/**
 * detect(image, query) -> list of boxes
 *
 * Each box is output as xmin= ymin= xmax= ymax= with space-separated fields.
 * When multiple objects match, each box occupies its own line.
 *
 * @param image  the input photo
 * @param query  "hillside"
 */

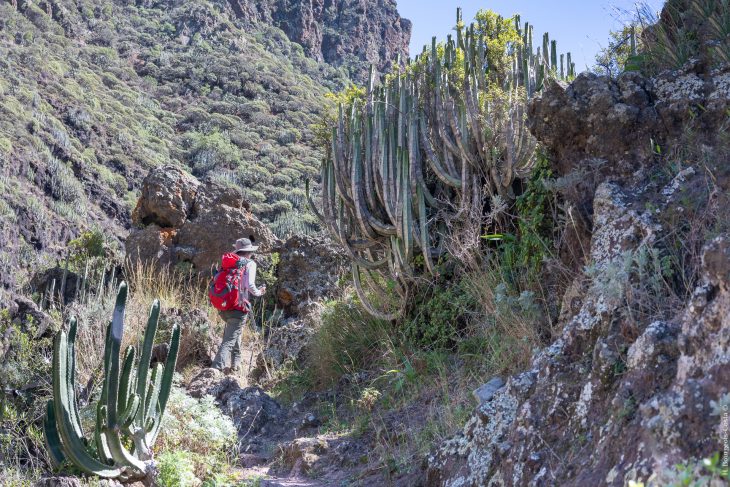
xmin=0 ymin=0 xmax=410 ymax=293
xmin=1 ymin=0 xmax=730 ymax=486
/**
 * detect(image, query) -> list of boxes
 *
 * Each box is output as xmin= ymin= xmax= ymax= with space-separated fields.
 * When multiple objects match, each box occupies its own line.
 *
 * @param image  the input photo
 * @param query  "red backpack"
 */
xmin=208 ymin=253 xmax=251 ymax=312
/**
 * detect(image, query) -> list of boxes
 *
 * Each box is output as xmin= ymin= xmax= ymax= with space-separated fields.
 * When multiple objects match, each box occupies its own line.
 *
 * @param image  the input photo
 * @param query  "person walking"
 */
xmin=209 ymin=237 xmax=266 ymax=373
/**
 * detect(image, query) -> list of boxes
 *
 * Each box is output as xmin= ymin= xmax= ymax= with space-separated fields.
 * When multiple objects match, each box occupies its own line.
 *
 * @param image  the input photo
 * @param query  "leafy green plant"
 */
xmin=157 ymin=450 xmax=200 ymax=487
xmin=403 ymin=278 xmax=477 ymax=350
xmin=0 ymin=311 xmax=52 ymax=478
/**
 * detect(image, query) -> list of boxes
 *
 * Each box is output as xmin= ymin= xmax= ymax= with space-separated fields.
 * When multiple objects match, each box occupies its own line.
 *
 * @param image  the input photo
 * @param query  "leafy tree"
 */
xmin=594 ymin=25 xmax=643 ymax=77
xmin=473 ymin=9 xmax=522 ymax=86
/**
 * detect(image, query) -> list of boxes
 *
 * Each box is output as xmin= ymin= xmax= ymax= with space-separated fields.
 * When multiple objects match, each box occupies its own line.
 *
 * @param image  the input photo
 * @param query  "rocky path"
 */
xmin=186 ymin=332 xmax=368 ymax=487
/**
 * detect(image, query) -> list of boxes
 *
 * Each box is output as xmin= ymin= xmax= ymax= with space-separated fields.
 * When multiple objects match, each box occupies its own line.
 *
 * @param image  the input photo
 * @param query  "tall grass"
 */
xmin=69 ymin=259 xmax=214 ymax=390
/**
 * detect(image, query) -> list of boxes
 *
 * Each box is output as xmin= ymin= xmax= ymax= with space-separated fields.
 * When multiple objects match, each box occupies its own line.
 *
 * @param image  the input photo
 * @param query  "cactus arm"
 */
xmin=94 ymin=403 xmax=114 ymax=465
xmin=120 ymin=393 xmax=141 ymax=429
xmin=304 ymin=177 xmax=325 ymax=223
xmin=400 ymin=150 xmax=413 ymax=261
xmin=419 ymin=115 xmax=462 ymax=188
xmin=106 ymin=283 xmax=126 ymax=431
xmin=43 ymin=400 xmax=66 ymax=469
xmin=65 ymin=319 xmax=84 ymax=441
xmin=52 ymin=331 xmax=122 ymax=477
xmin=408 ymin=111 xmax=439 ymax=209
xmin=417 ymin=185 xmax=435 ymax=274
xmin=351 ymin=264 xmax=404 ymax=320
xmin=118 ymin=346 xmax=136 ymax=417
xmin=143 ymin=364 xmax=163 ymax=430
xmin=146 ymin=323 xmax=180 ymax=446
xmin=351 ymin=112 xmax=397 ymax=237
xmin=103 ymin=283 xmax=146 ymax=474
xmin=135 ymin=299 xmax=159 ymax=426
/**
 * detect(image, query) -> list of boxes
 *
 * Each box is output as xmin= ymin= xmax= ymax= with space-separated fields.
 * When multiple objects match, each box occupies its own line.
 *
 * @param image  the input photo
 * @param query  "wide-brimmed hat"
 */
xmin=233 ymin=237 xmax=259 ymax=253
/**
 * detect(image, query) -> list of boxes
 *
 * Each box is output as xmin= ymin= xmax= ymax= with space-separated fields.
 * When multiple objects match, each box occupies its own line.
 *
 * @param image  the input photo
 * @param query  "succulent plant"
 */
xmin=43 ymin=282 xmax=180 ymax=481
xmin=308 ymin=9 xmax=572 ymax=318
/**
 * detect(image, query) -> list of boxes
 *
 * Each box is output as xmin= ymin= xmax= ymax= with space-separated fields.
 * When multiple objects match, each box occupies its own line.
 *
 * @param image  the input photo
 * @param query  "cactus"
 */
xmin=44 ymin=282 xmax=180 ymax=481
xmin=309 ymin=10 xmax=572 ymax=318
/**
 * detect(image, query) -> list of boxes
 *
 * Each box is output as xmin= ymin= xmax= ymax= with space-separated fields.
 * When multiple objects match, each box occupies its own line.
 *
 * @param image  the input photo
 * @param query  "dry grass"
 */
xmin=69 ymin=259 xmax=217 ymax=390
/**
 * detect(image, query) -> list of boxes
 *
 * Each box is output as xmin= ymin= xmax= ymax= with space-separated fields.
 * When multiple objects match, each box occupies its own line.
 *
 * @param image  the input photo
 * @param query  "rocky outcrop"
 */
xmin=527 ymin=62 xmax=730 ymax=207
xmin=427 ymin=180 xmax=728 ymax=486
xmin=275 ymin=234 xmax=346 ymax=317
xmin=4 ymin=295 xmax=53 ymax=337
xmin=226 ymin=0 xmax=411 ymax=83
xmin=427 ymin=55 xmax=730 ymax=487
xmin=126 ymin=166 xmax=279 ymax=275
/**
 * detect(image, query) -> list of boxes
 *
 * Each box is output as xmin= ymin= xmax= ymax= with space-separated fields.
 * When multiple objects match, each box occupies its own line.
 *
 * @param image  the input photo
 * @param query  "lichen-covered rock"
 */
xmin=249 ymin=316 xmax=316 ymax=382
xmin=276 ymin=437 xmax=330 ymax=476
xmin=126 ymin=166 xmax=279 ymax=275
xmin=32 ymin=476 xmax=82 ymax=487
xmin=7 ymin=295 xmax=53 ymax=337
xmin=427 ymin=175 xmax=729 ymax=485
xmin=527 ymin=63 xmax=730 ymax=209
xmin=125 ymin=224 xmax=176 ymax=268
xmin=187 ymin=368 xmax=284 ymax=449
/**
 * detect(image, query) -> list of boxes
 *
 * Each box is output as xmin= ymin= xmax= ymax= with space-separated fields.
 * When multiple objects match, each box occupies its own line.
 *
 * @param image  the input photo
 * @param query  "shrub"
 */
xmin=0 ymin=311 xmax=53 ymax=478
xmin=157 ymin=450 xmax=200 ymax=487
xmin=158 ymin=385 xmax=237 ymax=455
xmin=403 ymin=278 xmax=478 ymax=351
xmin=156 ymin=384 xmax=237 ymax=483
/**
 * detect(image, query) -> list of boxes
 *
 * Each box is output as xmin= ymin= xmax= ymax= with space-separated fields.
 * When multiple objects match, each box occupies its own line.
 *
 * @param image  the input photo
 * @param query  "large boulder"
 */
xmin=275 ymin=234 xmax=346 ymax=317
xmin=126 ymin=166 xmax=278 ymax=275
xmin=132 ymin=166 xmax=199 ymax=228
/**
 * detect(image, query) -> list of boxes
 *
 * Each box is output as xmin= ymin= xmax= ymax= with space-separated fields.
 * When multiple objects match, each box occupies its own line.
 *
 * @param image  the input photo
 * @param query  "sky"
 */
xmin=396 ymin=0 xmax=666 ymax=73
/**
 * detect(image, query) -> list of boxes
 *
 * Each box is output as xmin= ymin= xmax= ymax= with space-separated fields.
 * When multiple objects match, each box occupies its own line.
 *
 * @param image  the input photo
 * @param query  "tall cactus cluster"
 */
xmin=310 ymin=9 xmax=573 ymax=319
xmin=43 ymin=282 xmax=180 ymax=480
xmin=512 ymin=14 xmax=576 ymax=96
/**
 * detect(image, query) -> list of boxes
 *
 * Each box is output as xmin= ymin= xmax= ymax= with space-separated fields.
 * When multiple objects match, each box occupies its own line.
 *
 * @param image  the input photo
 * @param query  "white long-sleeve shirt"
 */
xmin=239 ymin=259 xmax=264 ymax=298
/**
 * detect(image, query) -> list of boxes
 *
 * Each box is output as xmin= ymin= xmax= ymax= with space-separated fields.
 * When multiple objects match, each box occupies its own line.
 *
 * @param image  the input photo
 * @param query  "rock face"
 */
xmin=227 ymin=0 xmax=411 ymax=83
xmin=527 ymin=62 xmax=730 ymax=206
xmin=126 ymin=166 xmax=279 ymax=275
xmin=426 ymin=55 xmax=730 ymax=487
xmin=427 ymin=180 xmax=729 ymax=486
xmin=275 ymin=234 xmax=346 ymax=317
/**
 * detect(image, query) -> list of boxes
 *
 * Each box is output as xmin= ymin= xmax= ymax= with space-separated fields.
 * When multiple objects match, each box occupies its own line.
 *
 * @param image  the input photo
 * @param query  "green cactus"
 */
xmin=43 ymin=282 xmax=180 ymax=481
xmin=308 ymin=10 xmax=573 ymax=318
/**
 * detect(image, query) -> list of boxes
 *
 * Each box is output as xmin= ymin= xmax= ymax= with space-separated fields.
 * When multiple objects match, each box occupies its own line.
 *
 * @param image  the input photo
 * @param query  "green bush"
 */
xmin=0 ymin=310 xmax=52 ymax=477
xmin=157 ymin=450 xmax=200 ymax=487
xmin=403 ymin=278 xmax=478 ymax=351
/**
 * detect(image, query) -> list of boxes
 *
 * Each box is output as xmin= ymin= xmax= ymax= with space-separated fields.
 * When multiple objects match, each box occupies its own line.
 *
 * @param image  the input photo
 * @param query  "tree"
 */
xmin=594 ymin=25 xmax=642 ymax=77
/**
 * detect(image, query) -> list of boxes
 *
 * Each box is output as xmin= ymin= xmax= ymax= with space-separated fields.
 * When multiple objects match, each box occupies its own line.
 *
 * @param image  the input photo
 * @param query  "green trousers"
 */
xmin=212 ymin=310 xmax=249 ymax=370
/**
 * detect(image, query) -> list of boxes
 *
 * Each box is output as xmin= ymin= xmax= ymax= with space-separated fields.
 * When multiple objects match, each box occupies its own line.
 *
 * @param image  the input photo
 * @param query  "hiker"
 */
xmin=209 ymin=237 xmax=266 ymax=373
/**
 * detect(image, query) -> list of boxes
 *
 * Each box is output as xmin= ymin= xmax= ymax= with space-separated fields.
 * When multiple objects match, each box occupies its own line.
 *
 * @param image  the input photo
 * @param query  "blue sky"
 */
xmin=396 ymin=0 xmax=666 ymax=72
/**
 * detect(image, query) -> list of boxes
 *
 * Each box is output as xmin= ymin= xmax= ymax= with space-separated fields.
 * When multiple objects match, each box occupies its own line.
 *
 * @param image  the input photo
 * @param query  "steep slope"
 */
xmin=0 ymin=0 xmax=408 ymax=294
